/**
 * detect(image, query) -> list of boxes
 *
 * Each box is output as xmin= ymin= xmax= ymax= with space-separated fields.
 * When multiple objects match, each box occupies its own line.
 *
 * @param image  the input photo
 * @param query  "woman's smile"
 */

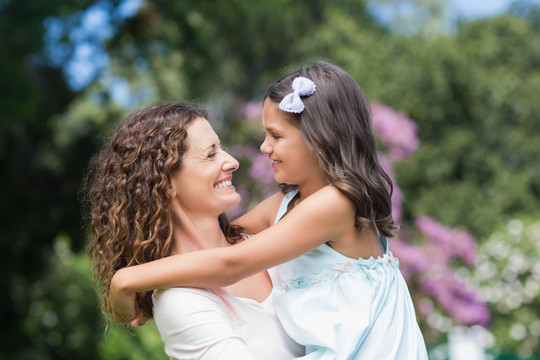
xmin=214 ymin=176 xmax=234 ymax=189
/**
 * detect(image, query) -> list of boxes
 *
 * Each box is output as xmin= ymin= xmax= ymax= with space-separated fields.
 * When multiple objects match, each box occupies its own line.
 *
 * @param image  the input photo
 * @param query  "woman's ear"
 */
xmin=169 ymin=184 xmax=177 ymax=198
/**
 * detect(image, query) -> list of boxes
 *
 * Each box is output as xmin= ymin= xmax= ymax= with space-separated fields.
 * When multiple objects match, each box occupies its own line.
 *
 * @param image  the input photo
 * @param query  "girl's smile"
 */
xmin=271 ymin=160 xmax=282 ymax=169
xmin=260 ymin=100 xmax=325 ymax=193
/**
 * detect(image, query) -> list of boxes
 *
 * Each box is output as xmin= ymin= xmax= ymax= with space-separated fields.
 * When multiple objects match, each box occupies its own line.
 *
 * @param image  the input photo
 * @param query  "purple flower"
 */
xmin=424 ymin=273 xmax=490 ymax=326
xmin=415 ymin=216 xmax=477 ymax=266
xmin=250 ymin=152 xmax=277 ymax=198
xmin=240 ymin=101 xmax=263 ymax=121
xmin=392 ymin=216 xmax=489 ymax=327
xmin=370 ymin=103 xmax=489 ymax=328
xmin=231 ymin=144 xmax=259 ymax=159
xmin=249 ymin=152 xmax=275 ymax=184
xmin=371 ymin=102 xmax=419 ymax=161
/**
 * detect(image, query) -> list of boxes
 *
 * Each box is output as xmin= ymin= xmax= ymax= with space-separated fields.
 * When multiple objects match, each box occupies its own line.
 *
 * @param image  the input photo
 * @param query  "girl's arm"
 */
xmin=232 ymin=191 xmax=284 ymax=234
xmin=111 ymin=185 xmax=352 ymax=320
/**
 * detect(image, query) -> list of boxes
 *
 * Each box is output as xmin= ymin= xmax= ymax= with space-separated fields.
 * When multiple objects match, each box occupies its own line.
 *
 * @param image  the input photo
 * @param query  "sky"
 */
xmin=451 ymin=0 xmax=532 ymax=18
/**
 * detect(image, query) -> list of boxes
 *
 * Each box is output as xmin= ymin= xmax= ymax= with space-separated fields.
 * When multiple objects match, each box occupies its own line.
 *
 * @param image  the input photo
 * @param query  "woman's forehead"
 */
xmin=186 ymin=118 xmax=220 ymax=151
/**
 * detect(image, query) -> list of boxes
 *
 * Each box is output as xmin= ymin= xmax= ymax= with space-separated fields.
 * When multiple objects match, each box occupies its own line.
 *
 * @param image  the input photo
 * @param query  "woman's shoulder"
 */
xmin=153 ymin=287 xmax=224 ymax=313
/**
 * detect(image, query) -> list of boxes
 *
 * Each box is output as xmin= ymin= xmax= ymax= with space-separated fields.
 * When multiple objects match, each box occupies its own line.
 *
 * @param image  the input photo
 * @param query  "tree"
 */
xmin=0 ymin=1 xmax=127 ymax=358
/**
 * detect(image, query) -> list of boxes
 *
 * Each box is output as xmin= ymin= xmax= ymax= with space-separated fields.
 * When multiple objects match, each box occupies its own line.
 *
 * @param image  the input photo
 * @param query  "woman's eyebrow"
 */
xmin=202 ymin=143 xmax=217 ymax=151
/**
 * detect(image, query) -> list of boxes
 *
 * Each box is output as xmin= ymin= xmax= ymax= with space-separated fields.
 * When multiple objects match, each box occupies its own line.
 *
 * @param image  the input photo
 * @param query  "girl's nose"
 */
xmin=260 ymin=137 xmax=271 ymax=154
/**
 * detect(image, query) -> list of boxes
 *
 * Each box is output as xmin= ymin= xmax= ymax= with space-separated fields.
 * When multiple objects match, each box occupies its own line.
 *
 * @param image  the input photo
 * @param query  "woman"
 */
xmin=87 ymin=102 xmax=304 ymax=359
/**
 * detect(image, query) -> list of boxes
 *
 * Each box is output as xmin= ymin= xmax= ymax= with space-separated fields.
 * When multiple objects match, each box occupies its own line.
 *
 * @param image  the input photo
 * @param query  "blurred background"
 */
xmin=1 ymin=0 xmax=539 ymax=359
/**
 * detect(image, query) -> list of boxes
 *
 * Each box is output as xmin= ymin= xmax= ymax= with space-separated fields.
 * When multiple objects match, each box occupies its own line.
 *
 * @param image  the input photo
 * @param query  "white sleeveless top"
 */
xmin=153 ymin=287 xmax=304 ymax=359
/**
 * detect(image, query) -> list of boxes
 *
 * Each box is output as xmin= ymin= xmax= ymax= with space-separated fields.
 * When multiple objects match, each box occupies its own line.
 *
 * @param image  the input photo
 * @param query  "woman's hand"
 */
xmin=109 ymin=268 xmax=140 ymax=325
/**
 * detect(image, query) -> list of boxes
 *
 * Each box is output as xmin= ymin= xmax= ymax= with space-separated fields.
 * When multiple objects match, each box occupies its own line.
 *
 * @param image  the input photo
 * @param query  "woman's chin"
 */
xmin=218 ymin=192 xmax=241 ymax=213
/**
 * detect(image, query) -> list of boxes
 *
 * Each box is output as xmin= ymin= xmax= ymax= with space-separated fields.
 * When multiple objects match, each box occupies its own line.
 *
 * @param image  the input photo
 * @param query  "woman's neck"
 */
xmin=172 ymin=216 xmax=229 ymax=255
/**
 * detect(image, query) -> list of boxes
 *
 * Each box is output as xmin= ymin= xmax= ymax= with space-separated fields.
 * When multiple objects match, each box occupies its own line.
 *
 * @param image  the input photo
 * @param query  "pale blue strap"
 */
xmin=273 ymin=189 xmax=300 ymax=224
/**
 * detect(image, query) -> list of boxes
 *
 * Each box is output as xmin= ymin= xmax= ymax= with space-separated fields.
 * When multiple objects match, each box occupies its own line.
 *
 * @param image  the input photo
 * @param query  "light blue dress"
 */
xmin=269 ymin=189 xmax=428 ymax=360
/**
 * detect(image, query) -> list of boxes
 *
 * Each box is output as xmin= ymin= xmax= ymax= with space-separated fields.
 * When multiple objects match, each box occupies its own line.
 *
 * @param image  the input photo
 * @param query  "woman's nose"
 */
xmin=223 ymin=152 xmax=239 ymax=172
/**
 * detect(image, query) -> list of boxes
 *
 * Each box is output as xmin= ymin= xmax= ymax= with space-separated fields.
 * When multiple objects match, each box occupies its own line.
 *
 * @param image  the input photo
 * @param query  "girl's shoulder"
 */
xmin=288 ymin=186 xmax=354 ymax=231
xmin=307 ymin=185 xmax=353 ymax=212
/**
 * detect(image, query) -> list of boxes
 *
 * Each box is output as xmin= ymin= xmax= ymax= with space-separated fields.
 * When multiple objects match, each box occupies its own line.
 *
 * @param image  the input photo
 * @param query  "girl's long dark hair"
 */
xmin=265 ymin=61 xmax=399 ymax=238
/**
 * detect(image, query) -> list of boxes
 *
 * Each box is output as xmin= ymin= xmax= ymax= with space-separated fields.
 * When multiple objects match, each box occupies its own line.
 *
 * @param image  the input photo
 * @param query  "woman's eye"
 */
xmin=207 ymin=152 xmax=217 ymax=158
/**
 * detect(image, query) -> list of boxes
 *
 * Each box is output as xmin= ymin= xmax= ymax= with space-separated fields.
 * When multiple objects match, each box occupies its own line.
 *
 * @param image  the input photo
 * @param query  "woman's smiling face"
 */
xmin=170 ymin=117 xmax=240 ymax=217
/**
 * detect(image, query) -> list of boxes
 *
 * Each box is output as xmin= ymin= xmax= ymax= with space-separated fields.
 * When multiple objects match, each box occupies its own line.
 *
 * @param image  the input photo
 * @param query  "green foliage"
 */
xmin=2 ymin=0 xmax=540 ymax=358
xmin=8 ymin=235 xmax=166 ymax=360
xmin=397 ymin=15 xmax=540 ymax=237
xmin=0 ymin=1 xmax=114 ymax=357
xmin=98 ymin=323 xmax=165 ymax=360
xmin=296 ymin=10 xmax=540 ymax=237
xmin=459 ymin=215 xmax=540 ymax=359
xmin=17 ymin=236 xmax=101 ymax=359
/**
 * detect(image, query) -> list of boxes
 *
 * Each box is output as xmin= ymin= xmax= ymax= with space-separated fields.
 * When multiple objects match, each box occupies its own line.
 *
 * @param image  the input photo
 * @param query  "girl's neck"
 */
xmin=172 ymin=216 xmax=229 ymax=255
xmin=297 ymin=176 xmax=329 ymax=202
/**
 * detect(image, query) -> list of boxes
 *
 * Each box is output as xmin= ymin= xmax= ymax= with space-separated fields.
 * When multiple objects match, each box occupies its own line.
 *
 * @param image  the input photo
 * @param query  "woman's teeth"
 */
xmin=214 ymin=180 xmax=232 ymax=189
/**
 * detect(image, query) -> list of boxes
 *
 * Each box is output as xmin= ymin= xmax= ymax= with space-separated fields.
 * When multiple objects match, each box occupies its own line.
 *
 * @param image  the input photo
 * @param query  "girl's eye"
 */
xmin=271 ymin=134 xmax=280 ymax=139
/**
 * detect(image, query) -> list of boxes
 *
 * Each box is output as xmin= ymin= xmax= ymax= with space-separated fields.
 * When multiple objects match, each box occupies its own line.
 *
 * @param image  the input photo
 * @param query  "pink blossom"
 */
xmin=249 ymin=152 xmax=275 ymax=185
xmin=231 ymin=144 xmax=277 ymax=200
xmin=391 ymin=238 xmax=430 ymax=279
xmin=391 ymin=216 xmax=489 ymax=326
xmin=415 ymin=216 xmax=477 ymax=265
xmin=249 ymin=152 xmax=277 ymax=198
xmin=371 ymin=102 xmax=419 ymax=161
xmin=231 ymin=144 xmax=259 ymax=159
xmin=240 ymin=100 xmax=263 ymax=121
xmin=421 ymin=274 xmax=490 ymax=326
xmin=372 ymin=103 xmax=489 ymax=327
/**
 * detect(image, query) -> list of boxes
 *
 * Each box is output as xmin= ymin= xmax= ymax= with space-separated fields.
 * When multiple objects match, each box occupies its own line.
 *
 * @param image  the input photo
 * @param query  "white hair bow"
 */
xmin=278 ymin=76 xmax=316 ymax=113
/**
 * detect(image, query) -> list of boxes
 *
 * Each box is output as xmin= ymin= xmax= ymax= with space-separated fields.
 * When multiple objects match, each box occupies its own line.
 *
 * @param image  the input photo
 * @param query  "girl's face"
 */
xmin=170 ymin=117 xmax=240 ymax=217
xmin=260 ymin=100 xmax=324 ymax=187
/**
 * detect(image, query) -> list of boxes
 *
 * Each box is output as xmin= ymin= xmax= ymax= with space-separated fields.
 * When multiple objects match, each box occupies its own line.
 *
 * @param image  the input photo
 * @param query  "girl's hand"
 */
xmin=109 ymin=269 xmax=139 ymax=325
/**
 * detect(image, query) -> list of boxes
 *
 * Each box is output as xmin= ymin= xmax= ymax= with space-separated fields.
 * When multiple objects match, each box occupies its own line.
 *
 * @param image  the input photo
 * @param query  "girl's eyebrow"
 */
xmin=264 ymin=126 xmax=278 ymax=132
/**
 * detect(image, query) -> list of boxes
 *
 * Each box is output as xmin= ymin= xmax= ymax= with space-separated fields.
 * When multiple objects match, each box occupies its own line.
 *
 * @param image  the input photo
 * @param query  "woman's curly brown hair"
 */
xmin=86 ymin=102 xmax=243 ymax=326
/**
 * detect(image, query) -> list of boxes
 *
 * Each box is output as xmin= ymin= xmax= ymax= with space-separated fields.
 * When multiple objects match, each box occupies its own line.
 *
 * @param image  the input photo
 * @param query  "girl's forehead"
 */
xmin=262 ymin=102 xmax=289 ymax=127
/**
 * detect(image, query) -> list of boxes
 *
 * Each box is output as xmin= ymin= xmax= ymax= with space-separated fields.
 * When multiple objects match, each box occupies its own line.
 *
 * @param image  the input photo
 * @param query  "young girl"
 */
xmin=111 ymin=61 xmax=428 ymax=359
